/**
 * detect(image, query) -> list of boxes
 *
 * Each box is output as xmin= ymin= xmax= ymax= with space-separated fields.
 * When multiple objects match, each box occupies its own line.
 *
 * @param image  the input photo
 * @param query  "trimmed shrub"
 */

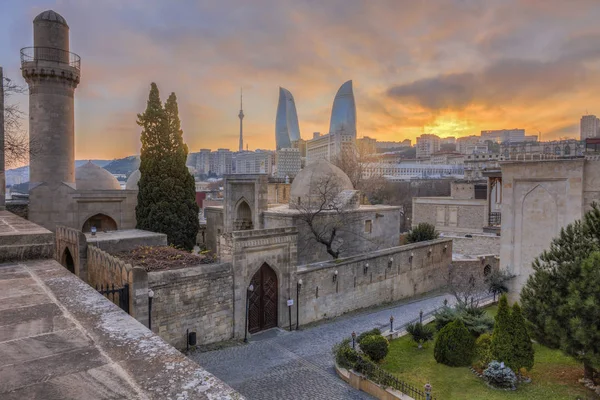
xmin=483 ymin=360 xmax=517 ymax=389
xmin=434 ymin=304 xmax=494 ymax=337
xmin=434 ymin=319 xmax=475 ymax=366
xmin=332 ymin=338 xmax=359 ymax=369
xmin=406 ymin=322 xmax=435 ymax=348
xmin=360 ymin=334 xmax=389 ymax=362
xmin=406 ymin=222 xmax=439 ymax=243
xmin=475 ymin=333 xmax=493 ymax=369
xmin=357 ymin=328 xmax=381 ymax=344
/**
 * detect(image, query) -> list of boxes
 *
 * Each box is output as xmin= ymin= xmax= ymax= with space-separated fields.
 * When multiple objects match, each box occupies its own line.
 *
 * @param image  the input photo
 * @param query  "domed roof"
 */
xmin=75 ymin=161 xmax=121 ymax=191
xmin=126 ymin=169 xmax=141 ymax=190
xmin=290 ymin=159 xmax=354 ymax=207
xmin=34 ymin=10 xmax=68 ymax=27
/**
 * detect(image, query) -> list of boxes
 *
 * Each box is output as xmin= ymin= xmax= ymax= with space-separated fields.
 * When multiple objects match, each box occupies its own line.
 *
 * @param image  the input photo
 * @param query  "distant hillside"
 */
xmin=103 ymin=156 xmax=140 ymax=176
xmin=6 ymin=159 xmax=111 ymax=186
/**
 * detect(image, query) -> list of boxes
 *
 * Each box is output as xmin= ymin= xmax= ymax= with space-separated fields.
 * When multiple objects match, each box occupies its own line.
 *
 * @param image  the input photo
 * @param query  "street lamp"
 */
xmin=148 ymin=289 xmax=154 ymax=331
xmin=388 ymin=257 xmax=393 ymax=268
xmin=333 ymin=270 xmax=338 ymax=283
xmin=296 ymin=279 xmax=302 ymax=330
xmin=424 ymin=382 xmax=432 ymax=400
xmin=390 ymin=315 xmax=394 ymax=332
xmin=363 ymin=263 xmax=369 ymax=275
xmin=351 ymin=331 xmax=357 ymax=350
xmin=244 ymin=283 xmax=254 ymax=343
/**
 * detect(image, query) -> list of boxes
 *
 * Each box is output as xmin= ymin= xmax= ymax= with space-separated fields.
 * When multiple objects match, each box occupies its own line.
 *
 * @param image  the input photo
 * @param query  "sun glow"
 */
xmin=423 ymin=113 xmax=476 ymax=138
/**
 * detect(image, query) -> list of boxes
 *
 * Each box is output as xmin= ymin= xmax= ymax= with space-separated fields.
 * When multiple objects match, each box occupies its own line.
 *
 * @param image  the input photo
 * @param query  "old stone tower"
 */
xmin=21 ymin=10 xmax=80 ymax=229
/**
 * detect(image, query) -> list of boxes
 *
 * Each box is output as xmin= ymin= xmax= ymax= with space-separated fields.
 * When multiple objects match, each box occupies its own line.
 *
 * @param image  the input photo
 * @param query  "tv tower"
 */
xmin=238 ymin=88 xmax=244 ymax=152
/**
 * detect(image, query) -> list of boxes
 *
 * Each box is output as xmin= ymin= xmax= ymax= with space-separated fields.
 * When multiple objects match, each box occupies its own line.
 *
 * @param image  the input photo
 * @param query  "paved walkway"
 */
xmin=188 ymin=293 xmax=452 ymax=400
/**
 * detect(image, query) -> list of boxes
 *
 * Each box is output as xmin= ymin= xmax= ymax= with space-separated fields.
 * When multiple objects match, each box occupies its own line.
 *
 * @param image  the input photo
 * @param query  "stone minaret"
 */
xmin=21 ymin=10 xmax=80 ymax=229
xmin=238 ymin=88 xmax=244 ymax=152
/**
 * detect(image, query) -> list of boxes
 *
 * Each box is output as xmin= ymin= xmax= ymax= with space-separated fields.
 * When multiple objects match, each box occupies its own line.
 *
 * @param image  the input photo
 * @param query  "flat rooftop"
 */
xmin=84 ymin=228 xmax=166 ymax=242
xmin=0 ymin=259 xmax=241 ymax=399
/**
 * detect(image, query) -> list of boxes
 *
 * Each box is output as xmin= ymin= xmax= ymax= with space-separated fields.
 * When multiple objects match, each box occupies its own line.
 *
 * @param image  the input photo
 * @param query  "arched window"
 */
xmin=234 ymin=200 xmax=253 ymax=231
xmin=62 ymin=248 xmax=75 ymax=274
xmin=82 ymin=214 xmax=117 ymax=232
xmin=564 ymin=145 xmax=571 ymax=155
xmin=484 ymin=264 xmax=492 ymax=277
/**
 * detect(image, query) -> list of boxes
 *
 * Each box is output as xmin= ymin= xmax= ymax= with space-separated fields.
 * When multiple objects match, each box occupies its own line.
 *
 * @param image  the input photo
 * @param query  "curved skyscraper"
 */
xmin=275 ymin=87 xmax=301 ymax=149
xmin=328 ymin=80 xmax=356 ymax=137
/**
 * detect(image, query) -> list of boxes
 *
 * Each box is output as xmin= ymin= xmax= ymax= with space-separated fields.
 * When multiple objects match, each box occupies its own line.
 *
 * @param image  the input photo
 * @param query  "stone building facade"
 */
xmin=412 ymin=181 xmax=488 ymax=234
xmin=500 ymin=158 xmax=600 ymax=297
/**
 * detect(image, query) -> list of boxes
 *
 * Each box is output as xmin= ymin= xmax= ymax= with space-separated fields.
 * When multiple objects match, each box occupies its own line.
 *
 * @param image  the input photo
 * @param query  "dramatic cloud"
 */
xmin=1 ymin=0 xmax=600 ymax=159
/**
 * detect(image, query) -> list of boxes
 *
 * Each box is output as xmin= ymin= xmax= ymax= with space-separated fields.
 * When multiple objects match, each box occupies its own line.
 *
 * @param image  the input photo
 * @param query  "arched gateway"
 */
xmin=248 ymin=263 xmax=278 ymax=333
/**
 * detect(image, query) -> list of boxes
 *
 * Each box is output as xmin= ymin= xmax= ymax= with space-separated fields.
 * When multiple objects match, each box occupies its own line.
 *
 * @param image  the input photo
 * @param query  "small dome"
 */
xmin=76 ymin=161 xmax=121 ymax=191
xmin=34 ymin=10 xmax=68 ymax=27
xmin=126 ymin=169 xmax=141 ymax=190
xmin=290 ymin=159 xmax=354 ymax=207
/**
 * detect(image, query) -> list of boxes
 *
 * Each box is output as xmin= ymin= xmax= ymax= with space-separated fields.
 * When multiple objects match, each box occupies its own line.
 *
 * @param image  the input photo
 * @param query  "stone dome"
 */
xmin=126 ymin=169 xmax=141 ymax=190
xmin=34 ymin=10 xmax=68 ymax=27
xmin=290 ymin=159 xmax=354 ymax=207
xmin=75 ymin=161 xmax=121 ymax=191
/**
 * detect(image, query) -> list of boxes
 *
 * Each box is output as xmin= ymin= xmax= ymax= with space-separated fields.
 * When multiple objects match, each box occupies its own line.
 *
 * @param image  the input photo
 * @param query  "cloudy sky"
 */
xmin=2 ymin=0 xmax=600 ymax=160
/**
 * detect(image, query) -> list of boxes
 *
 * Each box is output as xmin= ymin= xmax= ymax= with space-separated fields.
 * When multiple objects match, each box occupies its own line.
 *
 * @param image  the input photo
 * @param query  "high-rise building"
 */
xmin=234 ymin=150 xmax=274 ymax=175
xmin=481 ymin=129 xmax=525 ymax=143
xmin=580 ymin=115 xmax=600 ymax=140
xmin=276 ymin=148 xmax=301 ymax=179
xmin=291 ymin=138 xmax=306 ymax=158
xmin=213 ymin=149 xmax=233 ymax=176
xmin=416 ymin=134 xmax=441 ymax=158
xmin=306 ymin=132 xmax=355 ymax=164
xmin=275 ymin=87 xmax=301 ymax=150
xmin=329 ymin=80 xmax=357 ymax=137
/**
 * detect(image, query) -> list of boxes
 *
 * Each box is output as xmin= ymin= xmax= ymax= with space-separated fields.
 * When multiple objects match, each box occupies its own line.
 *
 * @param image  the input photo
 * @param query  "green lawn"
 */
xmin=381 ymin=307 xmax=596 ymax=400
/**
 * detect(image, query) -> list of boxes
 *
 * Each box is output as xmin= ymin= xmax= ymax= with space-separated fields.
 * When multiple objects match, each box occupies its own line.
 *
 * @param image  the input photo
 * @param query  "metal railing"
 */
xmin=96 ymin=283 xmax=130 ymax=314
xmin=20 ymin=46 xmax=81 ymax=69
xmin=354 ymin=355 xmax=435 ymax=400
xmin=488 ymin=212 xmax=501 ymax=227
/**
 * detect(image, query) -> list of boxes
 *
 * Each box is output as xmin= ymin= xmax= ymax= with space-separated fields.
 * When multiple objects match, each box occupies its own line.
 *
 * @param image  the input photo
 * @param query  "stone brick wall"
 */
xmin=87 ymin=245 xmax=149 ymax=327
xmin=147 ymin=263 xmax=234 ymax=350
xmin=296 ymin=238 xmax=452 ymax=325
xmin=444 ymin=233 xmax=500 ymax=256
xmin=412 ymin=198 xmax=487 ymax=233
xmin=205 ymin=206 xmax=224 ymax=253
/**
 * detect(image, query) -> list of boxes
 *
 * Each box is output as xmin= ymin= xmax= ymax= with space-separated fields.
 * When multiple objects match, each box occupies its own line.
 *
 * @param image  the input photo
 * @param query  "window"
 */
xmin=484 ymin=265 xmax=492 ymax=277
xmin=364 ymin=220 xmax=372 ymax=233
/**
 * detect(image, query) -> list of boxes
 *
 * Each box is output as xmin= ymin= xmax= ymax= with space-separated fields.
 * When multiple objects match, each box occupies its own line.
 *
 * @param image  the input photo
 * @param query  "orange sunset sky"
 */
xmin=2 ymin=0 xmax=600 ymax=160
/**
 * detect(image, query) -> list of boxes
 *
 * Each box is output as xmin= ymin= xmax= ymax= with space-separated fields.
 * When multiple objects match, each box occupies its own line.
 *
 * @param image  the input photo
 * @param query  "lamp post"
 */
xmin=424 ymin=382 xmax=432 ymax=400
xmin=244 ymin=283 xmax=254 ymax=343
xmin=296 ymin=279 xmax=302 ymax=330
xmin=351 ymin=331 xmax=356 ymax=350
xmin=390 ymin=315 xmax=394 ymax=332
xmin=419 ymin=309 xmax=423 ymax=324
xmin=147 ymin=289 xmax=154 ymax=331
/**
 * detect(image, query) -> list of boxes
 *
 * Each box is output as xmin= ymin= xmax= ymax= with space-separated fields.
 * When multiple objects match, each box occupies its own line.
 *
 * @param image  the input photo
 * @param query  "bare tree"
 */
xmin=293 ymin=174 xmax=379 ymax=259
xmin=331 ymin=144 xmax=388 ymax=205
xmin=3 ymin=74 xmax=33 ymax=168
xmin=447 ymin=264 xmax=489 ymax=309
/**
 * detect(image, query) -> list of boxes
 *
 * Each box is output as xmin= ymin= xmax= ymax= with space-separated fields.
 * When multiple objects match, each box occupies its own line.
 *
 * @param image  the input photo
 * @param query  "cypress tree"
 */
xmin=136 ymin=83 xmax=199 ymax=250
xmin=511 ymin=303 xmax=534 ymax=372
xmin=491 ymin=294 xmax=515 ymax=370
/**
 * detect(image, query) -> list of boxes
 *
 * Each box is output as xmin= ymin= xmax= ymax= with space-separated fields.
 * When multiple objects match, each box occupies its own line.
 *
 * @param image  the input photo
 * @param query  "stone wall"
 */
xmin=499 ymin=158 xmax=600 ymax=297
xmin=87 ymin=245 xmax=149 ymax=327
xmin=443 ymin=233 xmax=500 ymax=256
xmin=263 ymin=205 xmax=401 ymax=265
xmin=296 ymin=239 xmax=452 ymax=325
xmin=451 ymin=255 xmax=499 ymax=284
xmin=412 ymin=197 xmax=487 ymax=233
xmin=205 ymin=206 xmax=224 ymax=253
xmin=147 ymin=263 xmax=234 ymax=349
xmin=267 ymin=182 xmax=291 ymax=204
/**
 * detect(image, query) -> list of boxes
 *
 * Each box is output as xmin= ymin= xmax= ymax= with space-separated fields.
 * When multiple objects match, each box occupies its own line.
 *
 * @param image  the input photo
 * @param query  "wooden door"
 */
xmin=248 ymin=264 xmax=278 ymax=333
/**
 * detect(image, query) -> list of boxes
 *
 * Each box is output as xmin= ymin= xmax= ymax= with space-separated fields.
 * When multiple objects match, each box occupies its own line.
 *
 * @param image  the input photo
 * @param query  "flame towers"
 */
xmin=328 ymin=80 xmax=356 ymax=137
xmin=275 ymin=87 xmax=301 ymax=150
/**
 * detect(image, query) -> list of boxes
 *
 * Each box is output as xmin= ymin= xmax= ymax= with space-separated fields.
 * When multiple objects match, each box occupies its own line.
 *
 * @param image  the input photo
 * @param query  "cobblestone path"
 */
xmin=188 ymin=293 xmax=451 ymax=400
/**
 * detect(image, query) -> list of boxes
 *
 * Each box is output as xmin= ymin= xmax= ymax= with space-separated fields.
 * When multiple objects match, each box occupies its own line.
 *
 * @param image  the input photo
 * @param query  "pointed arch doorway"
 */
xmin=248 ymin=263 xmax=278 ymax=334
